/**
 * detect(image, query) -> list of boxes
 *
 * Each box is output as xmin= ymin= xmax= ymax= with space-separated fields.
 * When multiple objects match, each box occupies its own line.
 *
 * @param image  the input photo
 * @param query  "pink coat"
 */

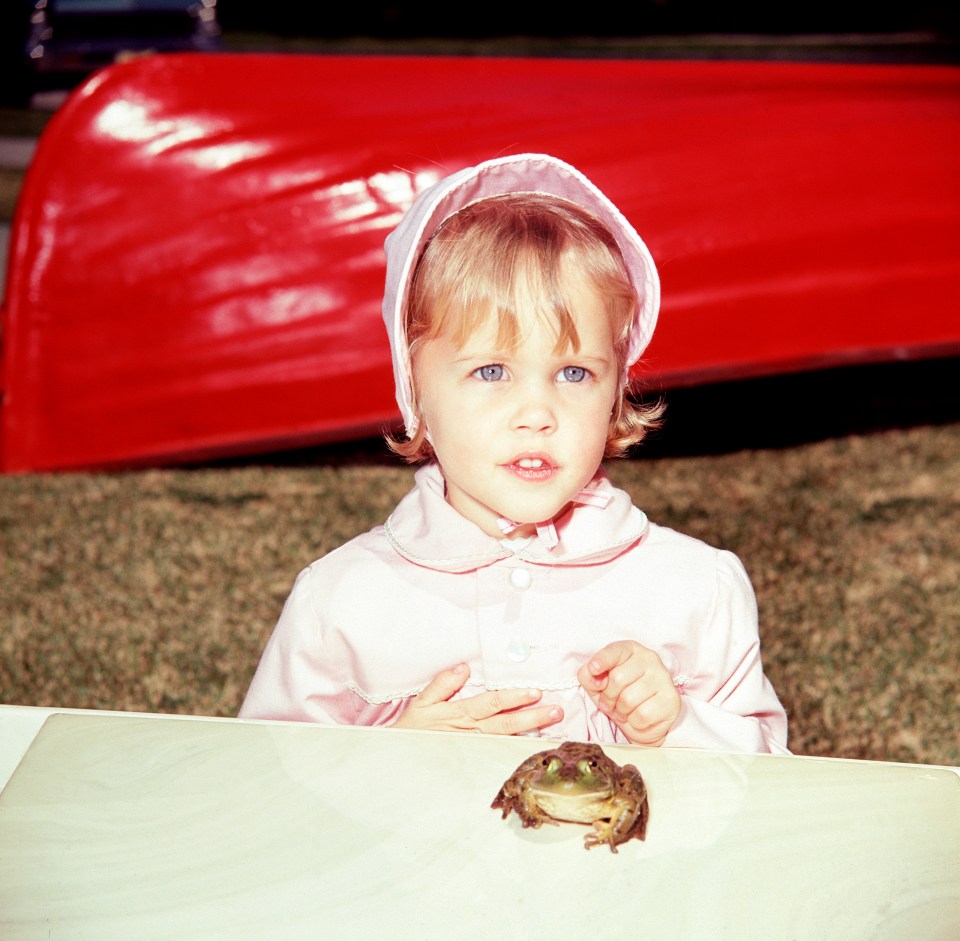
xmin=240 ymin=463 xmax=788 ymax=754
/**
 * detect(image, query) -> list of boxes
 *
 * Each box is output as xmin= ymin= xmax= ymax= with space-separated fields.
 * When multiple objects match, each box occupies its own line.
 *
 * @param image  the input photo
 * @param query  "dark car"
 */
xmin=1 ymin=0 xmax=220 ymax=104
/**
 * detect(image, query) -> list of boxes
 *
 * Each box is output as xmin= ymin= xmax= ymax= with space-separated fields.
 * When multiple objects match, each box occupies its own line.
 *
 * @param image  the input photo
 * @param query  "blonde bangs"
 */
xmin=407 ymin=195 xmax=635 ymax=363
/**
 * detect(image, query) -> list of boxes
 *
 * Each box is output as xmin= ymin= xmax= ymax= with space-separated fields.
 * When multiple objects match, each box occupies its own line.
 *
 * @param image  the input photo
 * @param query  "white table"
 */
xmin=1 ymin=706 xmax=957 ymax=940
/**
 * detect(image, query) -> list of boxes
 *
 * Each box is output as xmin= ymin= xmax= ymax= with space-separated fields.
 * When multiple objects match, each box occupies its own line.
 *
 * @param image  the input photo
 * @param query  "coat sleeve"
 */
xmin=661 ymin=550 xmax=789 ymax=754
xmin=238 ymin=565 xmax=368 ymax=725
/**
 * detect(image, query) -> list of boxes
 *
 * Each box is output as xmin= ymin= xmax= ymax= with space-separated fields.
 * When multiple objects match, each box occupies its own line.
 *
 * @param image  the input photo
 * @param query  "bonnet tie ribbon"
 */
xmin=496 ymin=486 xmax=613 ymax=551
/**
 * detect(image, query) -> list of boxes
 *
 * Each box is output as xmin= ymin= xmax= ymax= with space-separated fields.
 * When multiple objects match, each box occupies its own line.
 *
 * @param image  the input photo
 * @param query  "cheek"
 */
xmin=410 ymin=360 xmax=444 ymax=436
xmin=417 ymin=383 xmax=470 ymax=454
xmin=587 ymin=381 xmax=620 ymax=427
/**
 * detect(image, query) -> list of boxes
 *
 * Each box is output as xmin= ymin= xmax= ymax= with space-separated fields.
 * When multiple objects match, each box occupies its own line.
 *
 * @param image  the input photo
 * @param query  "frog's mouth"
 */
xmin=529 ymin=788 xmax=616 ymax=825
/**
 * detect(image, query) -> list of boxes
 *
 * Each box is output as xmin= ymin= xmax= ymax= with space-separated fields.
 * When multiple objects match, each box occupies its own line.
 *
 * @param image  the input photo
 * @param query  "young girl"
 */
xmin=240 ymin=153 xmax=788 ymax=754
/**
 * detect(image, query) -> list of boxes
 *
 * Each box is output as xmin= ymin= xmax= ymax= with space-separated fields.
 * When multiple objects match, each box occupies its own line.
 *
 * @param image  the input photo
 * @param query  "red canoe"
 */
xmin=2 ymin=54 xmax=958 ymax=471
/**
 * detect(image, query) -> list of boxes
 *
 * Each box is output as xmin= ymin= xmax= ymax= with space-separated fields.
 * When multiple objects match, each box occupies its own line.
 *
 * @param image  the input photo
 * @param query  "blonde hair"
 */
xmin=389 ymin=193 xmax=663 ymax=461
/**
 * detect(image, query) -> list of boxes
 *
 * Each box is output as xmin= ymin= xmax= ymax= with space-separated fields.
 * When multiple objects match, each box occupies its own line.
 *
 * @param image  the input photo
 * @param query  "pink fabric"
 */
xmin=240 ymin=464 xmax=789 ymax=755
xmin=496 ymin=483 xmax=614 ymax=549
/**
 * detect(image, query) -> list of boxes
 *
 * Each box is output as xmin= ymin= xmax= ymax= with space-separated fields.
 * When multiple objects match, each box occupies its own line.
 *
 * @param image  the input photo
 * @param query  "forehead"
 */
xmin=446 ymin=264 xmax=615 ymax=353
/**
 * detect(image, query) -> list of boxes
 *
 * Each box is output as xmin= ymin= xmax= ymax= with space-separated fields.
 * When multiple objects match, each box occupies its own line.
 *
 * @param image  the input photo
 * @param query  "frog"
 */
xmin=491 ymin=741 xmax=649 ymax=853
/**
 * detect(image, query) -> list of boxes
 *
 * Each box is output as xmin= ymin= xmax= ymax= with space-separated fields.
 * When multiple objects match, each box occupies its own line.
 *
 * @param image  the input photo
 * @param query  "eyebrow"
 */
xmin=451 ymin=353 xmax=507 ymax=368
xmin=452 ymin=349 xmax=614 ymax=370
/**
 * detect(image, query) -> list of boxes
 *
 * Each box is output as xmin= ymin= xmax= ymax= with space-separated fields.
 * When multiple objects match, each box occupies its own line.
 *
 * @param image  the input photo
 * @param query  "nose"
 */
xmin=511 ymin=380 xmax=557 ymax=434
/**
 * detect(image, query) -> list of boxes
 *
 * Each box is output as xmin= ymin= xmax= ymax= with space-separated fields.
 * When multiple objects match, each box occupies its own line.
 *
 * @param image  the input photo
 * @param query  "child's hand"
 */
xmin=578 ymin=642 xmax=681 ymax=747
xmin=391 ymin=663 xmax=563 ymax=736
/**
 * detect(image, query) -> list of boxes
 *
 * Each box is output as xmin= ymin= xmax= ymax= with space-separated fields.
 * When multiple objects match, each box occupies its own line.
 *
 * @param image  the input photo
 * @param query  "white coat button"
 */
xmin=506 ymin=639 xmax=530 ymax=662
xmin=509 ymin=568 xmax=532 ymax=590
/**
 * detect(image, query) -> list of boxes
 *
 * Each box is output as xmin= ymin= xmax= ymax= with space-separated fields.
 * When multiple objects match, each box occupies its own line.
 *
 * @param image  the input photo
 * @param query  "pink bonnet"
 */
xmin=382 ymin=153 xmax=660 ymax=437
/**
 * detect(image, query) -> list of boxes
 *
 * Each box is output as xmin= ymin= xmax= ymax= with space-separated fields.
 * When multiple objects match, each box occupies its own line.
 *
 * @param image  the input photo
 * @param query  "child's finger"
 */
xmin=607 ymin=676 xmax=658 ymax=723
xmin=412 ymin=662 xmax=471 ymax=706
xmin=577 ymin=662 xmax=606 ymax=693
xmin=479 ymin=703 xmax=564 ymax=736
xmin=580 ymin=642 xmax=644 ymax=708
xmin=394 ymin=683 xmax=561 ymax=735
xmin=457 ymin=687 xmax=563 ymax=735
xmin=583 ymin=640 xmax=635 ymax=680
xmin=461 ymin=686 xmax=544 ymax=721
xmin=610 ymin=680 xmax=682 ymax=745
xmin=621 ymin=696 xmax=678 ymax=746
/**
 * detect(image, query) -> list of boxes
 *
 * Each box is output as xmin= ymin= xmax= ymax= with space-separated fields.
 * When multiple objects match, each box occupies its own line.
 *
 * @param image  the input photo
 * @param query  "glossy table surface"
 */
xmin=0 ymin=707 xmax=957 ymax=940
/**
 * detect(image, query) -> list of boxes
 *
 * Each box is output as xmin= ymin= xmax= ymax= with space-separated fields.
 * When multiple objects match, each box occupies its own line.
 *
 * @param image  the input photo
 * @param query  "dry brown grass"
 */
xmin=2 ymin=363 xmax=958 ymax=767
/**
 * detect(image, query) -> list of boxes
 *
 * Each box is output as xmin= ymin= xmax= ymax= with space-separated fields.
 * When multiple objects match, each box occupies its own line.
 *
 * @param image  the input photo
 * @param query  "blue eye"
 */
xmin=558 ymin=366 xmax=587 ymax=383
xmin=474 ymin=364 xmax=504 ymax=381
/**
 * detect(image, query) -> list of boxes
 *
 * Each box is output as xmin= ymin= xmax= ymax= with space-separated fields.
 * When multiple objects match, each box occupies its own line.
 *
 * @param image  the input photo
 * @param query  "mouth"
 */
xmin=504 ymin=454 xmax=559 ymax=481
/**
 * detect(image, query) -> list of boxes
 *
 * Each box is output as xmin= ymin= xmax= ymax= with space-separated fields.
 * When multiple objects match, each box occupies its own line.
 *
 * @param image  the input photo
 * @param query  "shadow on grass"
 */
xmin=637 ymin=354 xmax=960 ymax=458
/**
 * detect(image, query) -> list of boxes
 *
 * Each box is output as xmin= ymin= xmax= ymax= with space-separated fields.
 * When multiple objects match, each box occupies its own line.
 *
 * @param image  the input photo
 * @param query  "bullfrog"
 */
xmin=491 ymin=741 xmax=648 ymax=853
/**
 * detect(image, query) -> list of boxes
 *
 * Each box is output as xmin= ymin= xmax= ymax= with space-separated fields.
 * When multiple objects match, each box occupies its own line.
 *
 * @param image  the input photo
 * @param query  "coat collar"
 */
xmin=383 ymin=462 xmax=648 ymax=573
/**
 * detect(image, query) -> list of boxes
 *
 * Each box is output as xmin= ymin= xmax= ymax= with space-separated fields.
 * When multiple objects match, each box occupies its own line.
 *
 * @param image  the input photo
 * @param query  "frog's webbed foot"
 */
xmin=584 ymin=822 xmax=619 ymax=853
xmin=585 ymin=798 xmax=647 ymax=852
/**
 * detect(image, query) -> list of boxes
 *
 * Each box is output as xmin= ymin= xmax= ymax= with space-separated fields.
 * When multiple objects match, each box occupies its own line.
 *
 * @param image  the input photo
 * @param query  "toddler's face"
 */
xmin=415 ymin=264 xmax=619 ymax=537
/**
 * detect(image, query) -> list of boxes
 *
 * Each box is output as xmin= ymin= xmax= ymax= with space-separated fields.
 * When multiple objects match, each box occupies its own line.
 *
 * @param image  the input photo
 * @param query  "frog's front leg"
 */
xmin=492 ymin=775 xmax=558 ymax=829
xmin=584 ymin=794 xmax=648 ymax=852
